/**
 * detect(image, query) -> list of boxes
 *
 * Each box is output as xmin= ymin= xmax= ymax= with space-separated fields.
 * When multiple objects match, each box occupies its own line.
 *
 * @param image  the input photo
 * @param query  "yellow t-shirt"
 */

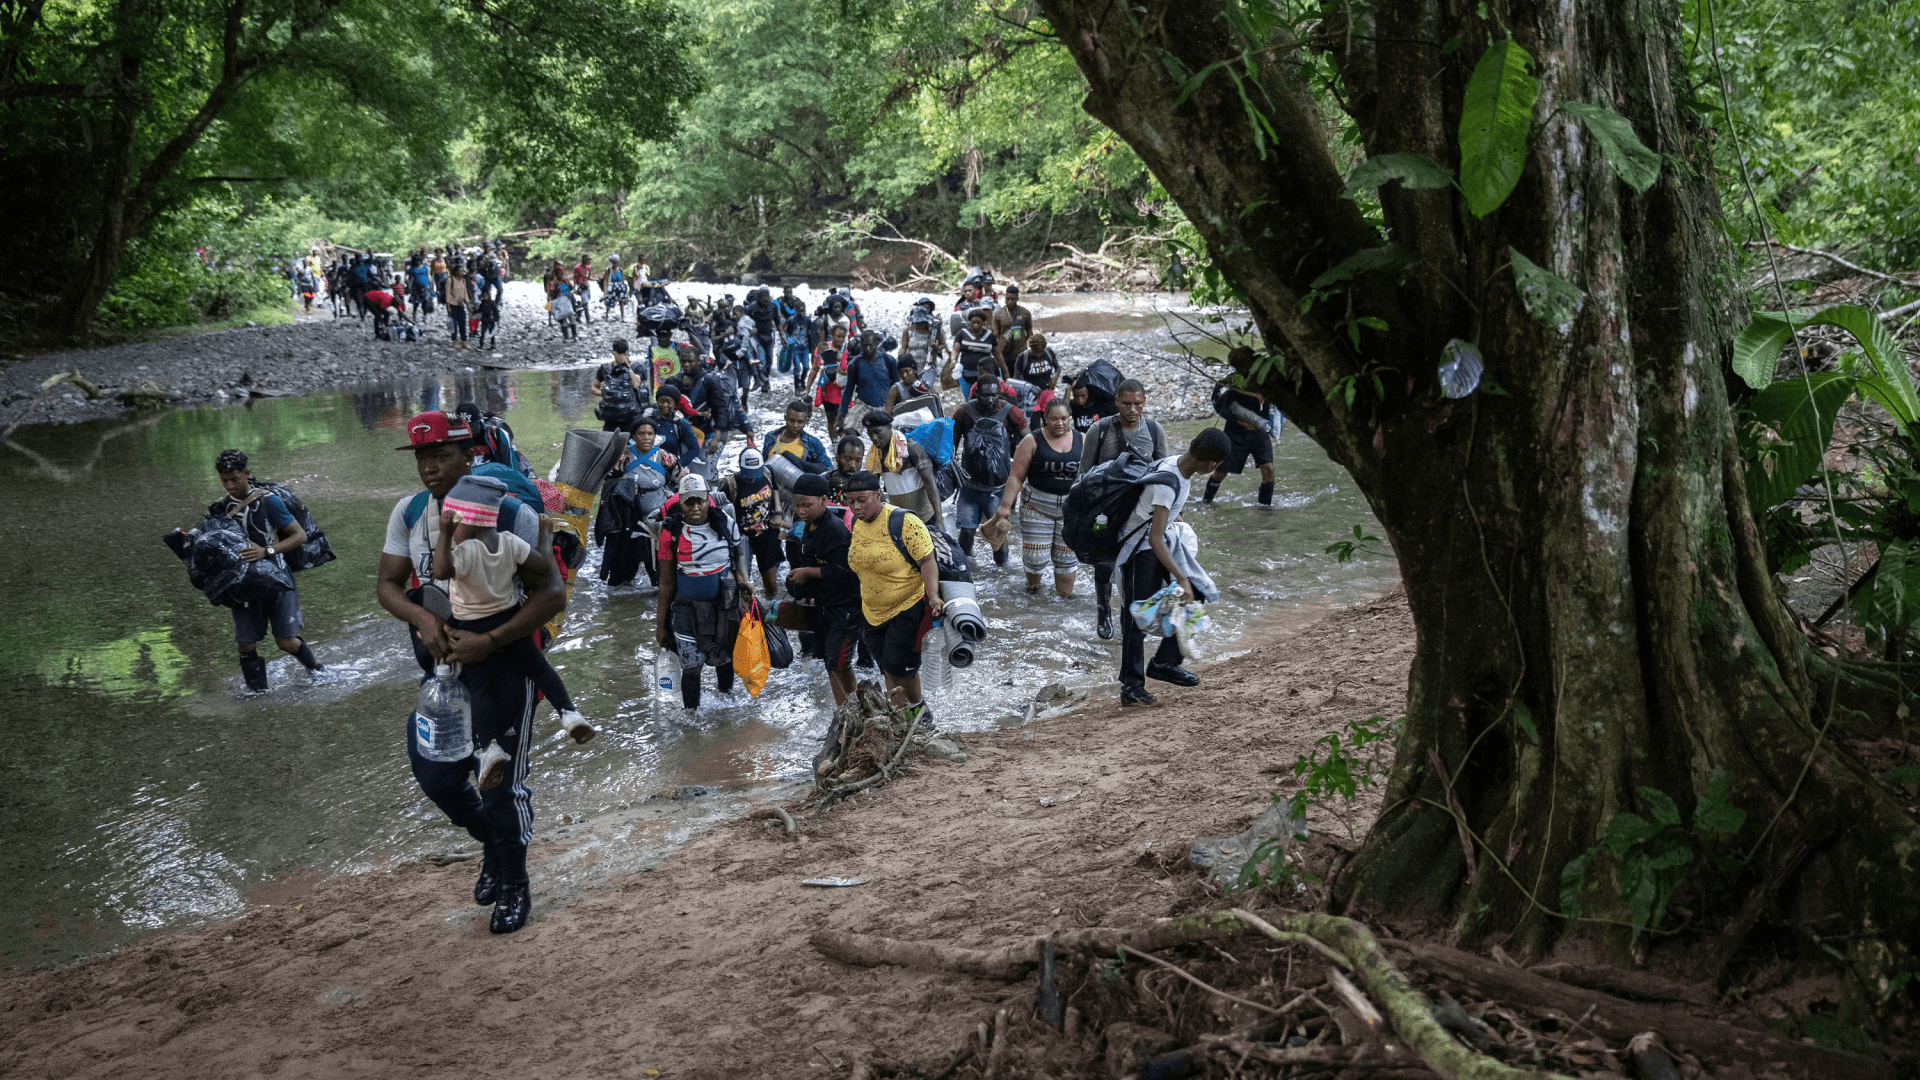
xmin=848 ymin=507 xmax=934 ymax=626
xmin=768 ymin=433 xmax=809 ymax=462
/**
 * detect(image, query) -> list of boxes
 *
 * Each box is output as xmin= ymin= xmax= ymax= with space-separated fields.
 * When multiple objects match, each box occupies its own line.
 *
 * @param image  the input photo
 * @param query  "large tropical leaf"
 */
xmin=1340 ymin=153 xmax=1455 ymax=199
xmin=1738 ymin=371 xmax=1856 ymax=514
xmin=1509 ymin=249 xmax=1584 ymax=327
xmin=1730 ymin=305 xmax=1913 ymax=421
xmin=1458 ymin=41 xmax=1540 ymax=217
xmin=1560 ymin=101 xmax=1662 ymax=193
xmin=1732 ymin=313 xmax=1797 ymax=390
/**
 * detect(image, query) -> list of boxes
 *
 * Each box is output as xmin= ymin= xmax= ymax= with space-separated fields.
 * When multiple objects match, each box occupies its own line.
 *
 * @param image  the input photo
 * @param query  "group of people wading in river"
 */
xmin=199 ymin=279 xmax=1285 ymax=934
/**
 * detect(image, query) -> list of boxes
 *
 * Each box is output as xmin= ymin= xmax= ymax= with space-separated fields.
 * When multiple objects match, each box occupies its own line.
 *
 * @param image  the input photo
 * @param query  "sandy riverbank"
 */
xmin=0 ymin=590 xmax=1413 ymax=1079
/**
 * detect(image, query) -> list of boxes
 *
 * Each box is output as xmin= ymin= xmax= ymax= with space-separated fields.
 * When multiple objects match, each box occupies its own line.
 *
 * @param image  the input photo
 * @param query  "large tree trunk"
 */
xmin=1040 ymin=0 xmax=1918 ymax=1013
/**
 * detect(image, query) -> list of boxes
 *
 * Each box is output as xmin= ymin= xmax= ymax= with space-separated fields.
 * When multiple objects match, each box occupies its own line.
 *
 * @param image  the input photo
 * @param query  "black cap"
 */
xmin=862 ymin=409 xmax=893 ymax=429
xmin=843 ymin=470 xmax=882 ymax=493
xmin=793 ymin=474 xmax=830 ymax=497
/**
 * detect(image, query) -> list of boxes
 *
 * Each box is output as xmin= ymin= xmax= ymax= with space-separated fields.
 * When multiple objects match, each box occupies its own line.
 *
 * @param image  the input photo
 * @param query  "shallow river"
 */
xmin=0 ymin=364 xmax=1396 ymax=967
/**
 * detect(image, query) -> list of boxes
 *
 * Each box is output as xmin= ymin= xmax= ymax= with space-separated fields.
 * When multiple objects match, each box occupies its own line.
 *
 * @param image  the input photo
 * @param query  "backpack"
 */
xmin=1081 ymin=358 xmax=1122 ymax=400
xmin=213 ymin=481 xmax=335 ymax=573
xmin=960 ymin=407 xmax=1012 ymax=489
xmin=707 ymin=369 xmax=740 ymax=428
xmin=596 ymin=364 xmax=641 ymax=426
xmin=882 ymin=507 xmax=971 ymax=583
xmin=1061 ymin=449 xmax=1180 ymax=566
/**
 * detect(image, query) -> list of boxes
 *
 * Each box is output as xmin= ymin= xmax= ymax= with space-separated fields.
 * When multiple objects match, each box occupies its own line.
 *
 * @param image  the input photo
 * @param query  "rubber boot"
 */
xmin=680 ymin=667 xmax=703 ymax=709
xmin=490 ymin=845 xmax=531 ymax=934
xmin=1202 ymin=478 xmax=1222 ymax=504
xmin=1258 ymin=481 xmax=1274 ymax=506
xmin=959 ymin=527 xmax=976 ymax=556
xmin=473 ymin=842 xmax=501 ymax=905
xmin=291 ymin=638 xmax=324 ymax=673
xmin=239 ymin=651 xmax=269 ymax=693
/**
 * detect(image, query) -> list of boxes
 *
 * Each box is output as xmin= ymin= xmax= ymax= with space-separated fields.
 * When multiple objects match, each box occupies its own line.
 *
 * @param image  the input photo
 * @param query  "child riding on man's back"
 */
xmin=430 ymin=475 xmax=594 ymax=789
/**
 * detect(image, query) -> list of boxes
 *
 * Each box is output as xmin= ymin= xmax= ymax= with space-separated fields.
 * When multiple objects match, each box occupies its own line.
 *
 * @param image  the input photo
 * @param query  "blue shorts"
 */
xmin=232 ymin=587 xmax=303 ymax=645
xmin=955 ymin=486 xmax=1003 ymax=530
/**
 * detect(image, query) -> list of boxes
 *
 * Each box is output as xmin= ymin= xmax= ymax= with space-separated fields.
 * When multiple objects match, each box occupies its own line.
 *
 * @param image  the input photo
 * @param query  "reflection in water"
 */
xmin=0 ymin=365 xmax=1393 ymax=967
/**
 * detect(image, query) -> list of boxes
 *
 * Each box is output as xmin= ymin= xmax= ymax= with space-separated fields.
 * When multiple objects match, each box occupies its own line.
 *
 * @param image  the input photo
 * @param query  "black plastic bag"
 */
xmin=170 ymin=515 xmax=296 ymax=607
xmin=765 ymin=622 xmax=794 ymax=670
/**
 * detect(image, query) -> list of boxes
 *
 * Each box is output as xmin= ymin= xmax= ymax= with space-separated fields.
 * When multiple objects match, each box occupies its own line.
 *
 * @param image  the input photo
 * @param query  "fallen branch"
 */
xmin=1745 ymin=240 xmax=1920 ymax=290
xmin=810 ymin=929 xmax=1040 ymax=980
xmin=1119 ymin=945 xmax=1282 ymax=1016
xmin=1387 ymin=939 xmax=1894 ymax=1080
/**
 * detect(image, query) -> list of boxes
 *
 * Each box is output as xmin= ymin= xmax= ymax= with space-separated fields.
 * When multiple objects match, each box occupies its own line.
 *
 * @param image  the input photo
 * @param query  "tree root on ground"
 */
xmin=814 ymin=908 xmax=1892 ymax=1080
xmin=807 ymin=679 xmax=962 ymax=814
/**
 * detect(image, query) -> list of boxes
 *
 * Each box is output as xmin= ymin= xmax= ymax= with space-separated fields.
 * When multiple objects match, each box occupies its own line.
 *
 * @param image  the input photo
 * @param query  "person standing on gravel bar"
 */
xmin=592 ymin=339 xmax=646 ymax=432
xmin=844 ymin=471 xmax=942 ymax=726
xmin=571 ymin=254 xmax=594 ymax=325
xmin=210 ymin=449 xmax=327 ymax=692
xmin=444 ymin=259 xmax=472 ymax=349
xmin=1115 ymin=428 xmax=1229 ymax=707
xmin=376 ymin=411 xmax=565 ymax=934
xmin=990 ymin=284 xmax=1033 ymax=370
xmin=1080 ymin=379 xmax=1166 ymax=640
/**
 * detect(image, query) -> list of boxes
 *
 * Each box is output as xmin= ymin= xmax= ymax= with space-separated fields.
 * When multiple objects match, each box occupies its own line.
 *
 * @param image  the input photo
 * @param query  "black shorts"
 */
xmin=817 ymin=606 xmax=862 ymax=673
xmin=821 ymin=400 xmax=844 ymax=422
xmin=1219 ymin=425 xmax=1273 ymax=475
xmin=748 ymin=531 xmax=784 ymax=574
xmin=862 ymin=599 xmax=931 ymax=677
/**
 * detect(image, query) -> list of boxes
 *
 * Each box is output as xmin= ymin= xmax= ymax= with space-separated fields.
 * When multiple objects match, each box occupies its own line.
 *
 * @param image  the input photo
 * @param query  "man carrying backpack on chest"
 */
xmin=1112 ymin=428 xmax=1229 ymax=706
xmin=1079 ymin=379 xmax=1166 ymax=640
xmin=952 ymin=374 xmax=1027 ymax=565
xmin=210 ymin=449 xmax=328 ymax=691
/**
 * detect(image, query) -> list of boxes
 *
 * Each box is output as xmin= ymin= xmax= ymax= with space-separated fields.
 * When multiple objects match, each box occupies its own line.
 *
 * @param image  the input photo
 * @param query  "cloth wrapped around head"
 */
xmin=445 ymin=474 xmax=508 ymax=526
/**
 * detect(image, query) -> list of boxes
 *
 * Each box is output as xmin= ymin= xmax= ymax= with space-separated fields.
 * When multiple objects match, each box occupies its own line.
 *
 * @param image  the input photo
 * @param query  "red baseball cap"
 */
xmin=396 ymin=410 xmax=472 ymax=450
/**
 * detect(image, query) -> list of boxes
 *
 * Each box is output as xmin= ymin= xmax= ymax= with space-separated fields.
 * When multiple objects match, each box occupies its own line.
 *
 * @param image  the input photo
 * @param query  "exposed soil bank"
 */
xmin=0 ymin=593 xmax=1412 ymax=1079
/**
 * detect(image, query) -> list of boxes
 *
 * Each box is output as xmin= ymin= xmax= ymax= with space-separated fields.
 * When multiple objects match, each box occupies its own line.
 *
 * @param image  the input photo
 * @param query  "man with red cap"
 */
xmin=376 ymin=410 xmax=566 ymax=934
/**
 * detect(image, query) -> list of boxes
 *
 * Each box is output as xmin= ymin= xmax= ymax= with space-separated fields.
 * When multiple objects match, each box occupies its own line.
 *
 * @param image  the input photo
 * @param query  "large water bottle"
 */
xmin=413 ymin=663 xmax=473 ymax=762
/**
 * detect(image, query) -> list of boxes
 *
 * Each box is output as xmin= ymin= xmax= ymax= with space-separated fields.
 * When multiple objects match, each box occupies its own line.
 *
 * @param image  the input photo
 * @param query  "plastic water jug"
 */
xmin=413 ymin=663 xmax=473 ymax=762
xmin=655 ymin=646 xmax=681 ymax=696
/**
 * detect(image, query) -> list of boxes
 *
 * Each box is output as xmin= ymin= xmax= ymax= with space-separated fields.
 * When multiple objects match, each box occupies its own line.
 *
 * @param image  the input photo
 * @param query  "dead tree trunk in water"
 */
xmin=1039 ymin=0 xmax=1917 ymax=1011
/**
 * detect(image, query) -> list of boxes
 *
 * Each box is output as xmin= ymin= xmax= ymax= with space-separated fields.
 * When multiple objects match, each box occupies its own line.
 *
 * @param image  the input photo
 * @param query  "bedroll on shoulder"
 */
xmin=165 ymin=516 xmax=297 ymax=607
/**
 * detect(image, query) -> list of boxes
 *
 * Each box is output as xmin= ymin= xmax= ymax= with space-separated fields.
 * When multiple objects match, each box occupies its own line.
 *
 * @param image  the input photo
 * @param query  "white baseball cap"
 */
xmin=739 ymin=448 xmax=765 ymax=471
xmin=678 ymin=473 xmax=710 ymax=498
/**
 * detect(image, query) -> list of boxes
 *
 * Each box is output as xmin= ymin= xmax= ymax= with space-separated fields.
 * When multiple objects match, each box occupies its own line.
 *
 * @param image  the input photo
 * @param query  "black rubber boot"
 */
xmin=490 ymin=845 xmax=531 ymax=933
xmin=680 ymin=667 xmax=702 ymax=709
xmin=958 ymin=527 xmax=976 ymax=555
xmin=473 ymin=843 xmax=501 ymax=905
xmin=239 ymin=651 xmax=269 ymax=693
xmin=1202 ymin=478 xmax=1222 ymax=504
xmin=1258 ymin=481 xmax=1274 ymax=506
xmin=291 ymin=638 xmax=324 ymax=672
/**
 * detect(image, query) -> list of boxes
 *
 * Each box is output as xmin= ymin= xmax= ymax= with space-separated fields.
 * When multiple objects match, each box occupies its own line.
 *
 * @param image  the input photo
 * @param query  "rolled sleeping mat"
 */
xmin=555 ymin=428 xmax=626 ymax=492
xmin=940 ymin=581 xmax=986 ymax=643
xmin=946 ymin=632 xmax=975 ymax=670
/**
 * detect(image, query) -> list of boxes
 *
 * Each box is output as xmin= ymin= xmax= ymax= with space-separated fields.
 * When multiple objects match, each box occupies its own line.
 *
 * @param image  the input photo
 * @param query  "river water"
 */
xmin=0 ymin=360 xmax=1396 ymax=968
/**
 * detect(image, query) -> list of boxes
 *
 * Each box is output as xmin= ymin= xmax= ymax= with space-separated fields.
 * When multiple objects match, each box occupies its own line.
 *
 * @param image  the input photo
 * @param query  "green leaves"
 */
xmin=1560 ymin=101 xmax=1662 ymax=193
xmin=1732 ymin=305 xmax=1915 ymax=418
xmin=1340 ymin=153 xmax=1455 ymax=199
xmin=1562 ymin=771 xmax=1745 ymax=942
xmin=1738 ymin=371 xmax=1855 ymax=514
xmin=1692 ymin=771 xmax=1747 ymax=836
xmin=1513 ymin=701 xmax=1539 ymax=745
xmin=1508 ymin=249 xmax=1584 ymax=327
xmin=1309 ymin=245 xmax=1417 ymax=291
xmin=1458 ymin=40 xmax=1540 ymax=217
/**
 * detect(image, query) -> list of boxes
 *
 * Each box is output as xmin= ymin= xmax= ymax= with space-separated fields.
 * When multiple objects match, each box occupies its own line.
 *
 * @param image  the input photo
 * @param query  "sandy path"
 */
xmin=0 ymin=592 xmax=1411 ymax=1079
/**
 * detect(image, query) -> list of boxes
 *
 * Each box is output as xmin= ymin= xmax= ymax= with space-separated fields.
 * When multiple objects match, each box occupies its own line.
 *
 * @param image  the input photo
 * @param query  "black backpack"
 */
xmin=596 ymin=364 xmax=641 ymax=425
xmin=212 ymin=481 xmax=336 ymax=573
xmin=960 ymin=407 xmax=1012 ymax=488
xmin=1061 ymin=449 xmax=1180 ymax=565
xmin=882 ymin=506 xmax=972 ymax=583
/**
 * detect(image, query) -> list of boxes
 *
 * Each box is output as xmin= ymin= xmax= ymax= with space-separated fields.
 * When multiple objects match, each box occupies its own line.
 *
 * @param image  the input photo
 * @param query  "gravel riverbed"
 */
xmin=1 ymin=282 xmax=1228 ymax=431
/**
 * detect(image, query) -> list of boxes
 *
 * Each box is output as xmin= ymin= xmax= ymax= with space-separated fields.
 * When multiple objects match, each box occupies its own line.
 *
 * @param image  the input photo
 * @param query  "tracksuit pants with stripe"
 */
xmin=407 ymin=605 xmax=536 ymax=880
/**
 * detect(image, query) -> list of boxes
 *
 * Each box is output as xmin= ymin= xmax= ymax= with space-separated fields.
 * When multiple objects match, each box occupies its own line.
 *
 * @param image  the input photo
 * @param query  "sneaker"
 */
xmin=557 ymin=708 xmax=596 ymax=744
xmin=1120 ymin=685 xmax=1156 ymax=707
xmin=475 ymin=740 xmax=512 ymax=790
xmin=902 ymin=702 xmax=936 ymax=733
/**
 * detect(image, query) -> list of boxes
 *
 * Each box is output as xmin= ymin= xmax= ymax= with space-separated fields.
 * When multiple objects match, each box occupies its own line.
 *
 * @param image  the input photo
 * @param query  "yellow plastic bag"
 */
xmin=733 ymin=599 xmax=771 ymax=698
